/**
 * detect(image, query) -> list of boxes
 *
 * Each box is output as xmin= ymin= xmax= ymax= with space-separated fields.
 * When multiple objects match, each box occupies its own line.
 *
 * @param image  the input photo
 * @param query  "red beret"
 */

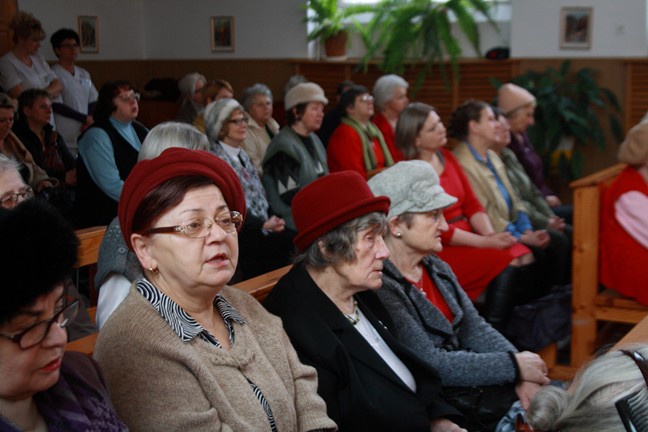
xmin=118 ymin=147 xmax=245 ymax=249
xmin=292 ymin=171 xmax=390 ymax=251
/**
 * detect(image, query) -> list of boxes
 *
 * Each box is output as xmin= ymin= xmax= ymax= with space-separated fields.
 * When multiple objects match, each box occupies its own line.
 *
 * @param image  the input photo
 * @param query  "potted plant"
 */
xmin=493 ymin=60 xmax=623 ymax=179
xmin=306 ymin=0 xmax=374 ymax=58
xmin=356 ymin=0 xmax=498 ymax=88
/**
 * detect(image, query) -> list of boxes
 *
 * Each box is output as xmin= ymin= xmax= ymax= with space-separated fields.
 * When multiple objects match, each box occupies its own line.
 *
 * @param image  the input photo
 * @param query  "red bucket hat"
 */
xmin=292 ymin=171 xmax=390 ymax=251
xmin=118 ymin=147 xmax=245 ymax=249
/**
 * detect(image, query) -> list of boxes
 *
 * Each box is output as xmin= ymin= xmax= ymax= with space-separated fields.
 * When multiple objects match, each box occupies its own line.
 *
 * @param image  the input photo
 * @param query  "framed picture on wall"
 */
xmin=78 ymin=16 xmax=99 ymax=53
xmin=560 ymin=7 xmax=592 ymax=50
xmin=211 ymin=16 xmax=234 ymax=52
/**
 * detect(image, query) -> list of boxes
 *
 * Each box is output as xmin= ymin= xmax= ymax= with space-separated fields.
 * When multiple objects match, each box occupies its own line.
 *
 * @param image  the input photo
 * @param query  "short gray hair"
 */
xmin=241 ymin=83 xmax=273 ymax=112
xmin=294 ymin=212 xmax=386 ymax=269
xmin=178 ymin=72 xmax=206 ymax=99
xmin=373 ymin=74 xmax=409 ymax=111
xmin=527 ymin=345 xmax=648 ymax=432
xmin=138 ymin=122 xmax=209 ymax=161
xmin=0 ymin=154 xmax=22 ymax=178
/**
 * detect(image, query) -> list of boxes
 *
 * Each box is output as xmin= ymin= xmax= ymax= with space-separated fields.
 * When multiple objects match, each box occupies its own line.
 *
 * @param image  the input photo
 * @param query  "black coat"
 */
xmin=264 ymin=264 xmax=463 ymax=432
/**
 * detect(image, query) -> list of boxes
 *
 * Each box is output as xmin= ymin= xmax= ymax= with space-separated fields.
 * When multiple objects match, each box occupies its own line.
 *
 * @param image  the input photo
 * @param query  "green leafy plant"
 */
xmin=306 ymin=0 xmax=375 ymax=43
xmin=356 ymin=0 xmax=497 ymax=88
xmin=493 ymin=60 xmax=623 ymax=179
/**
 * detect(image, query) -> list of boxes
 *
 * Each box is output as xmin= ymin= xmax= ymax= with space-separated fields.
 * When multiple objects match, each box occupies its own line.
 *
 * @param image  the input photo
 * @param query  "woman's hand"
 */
xmin=547 ymin=216 xmax=565 ymax=232
xmin=515 ymin=381 xmax=543 ymax=410
xmin=263 ymin=215 xmax=286 ymax=233
xmin=430 ymin=418 xmax=467 ymax=432
xmin=519 ymin=230 xmax=550 ymax=249
xmin=480 ymin=232 xmax=517 ymax=249
xmin=545 ymin=195 xmax=562 ymax=208
xmin=515 ymin=351 xmax=550 ymax=385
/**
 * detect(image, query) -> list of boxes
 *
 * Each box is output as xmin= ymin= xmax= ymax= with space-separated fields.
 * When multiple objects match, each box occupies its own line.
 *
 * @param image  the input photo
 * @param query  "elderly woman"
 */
xmin=0 ymin=12 xmax=62 ymax=101
xmin=327 ymin=85 xmax=394 ymax=178
xmin=600 ymin=121 xmax=648 ymax=305
xmin=264 ymin=171 xmax=466 ymax=432
xmin=368 ymin=161 xmax=550 ymax=430
xmin=50 ymin=28 xmax=98 ymax=154
xmin=193 ymin=79 xmax=234 ymax=133
xmin=94 ymin=147 xmax=335 ymax=431
xmin=449 ymin=100 xmax=570 ymax=295
xmin=0 ymin=198 xmax=127 ymax=431
xmin=498 ymin=83 xmax=572 ymax=222
xmin=395 ymin=102 xmax=533 ymax=312
xmin=13 ymin=88 xmax=76 ymax=186
xmin=95 ymin=122 xmax=210 ymax=328
xmin=240 ymin=83 xmax=280 ymax=174
xmin=372 ymin=74 xmax=409 ymax=162
xmin=74 ymin=80 xmax=148 ymax=228
xmin=175 ymin=72 xmax=206 ymax=124
xmin=526 ymin=345 xmax=648 ymax=431
xmin=262 ymin=82 xmax=329 ymax=230
xmin=205 ymin=98 xmax=294 ymax=280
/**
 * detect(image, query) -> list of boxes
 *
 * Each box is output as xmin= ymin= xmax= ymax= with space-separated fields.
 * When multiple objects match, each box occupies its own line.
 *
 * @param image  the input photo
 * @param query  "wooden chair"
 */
xmin=570 ymin=163 xmax=648 ymax=368
xmin=74 ymin=226 xmax=107 ymax=306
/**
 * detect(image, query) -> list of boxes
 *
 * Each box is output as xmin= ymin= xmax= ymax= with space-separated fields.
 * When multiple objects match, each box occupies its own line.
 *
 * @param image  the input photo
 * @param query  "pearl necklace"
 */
xmin=343 ymin=299 xmax=360 ymax=325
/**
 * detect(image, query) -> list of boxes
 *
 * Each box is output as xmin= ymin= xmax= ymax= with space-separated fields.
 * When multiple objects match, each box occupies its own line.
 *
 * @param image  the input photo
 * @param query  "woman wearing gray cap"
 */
xmin=368 ymin=160 xmax=550 ymax=431
xmin=262 ymin=82 xmax=329 ymax=230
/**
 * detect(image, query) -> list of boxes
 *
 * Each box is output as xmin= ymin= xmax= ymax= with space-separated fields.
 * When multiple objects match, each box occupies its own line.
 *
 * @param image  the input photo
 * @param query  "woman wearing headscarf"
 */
xmin=265 ymin=171 xmax=466 ymax=432
xmin=94 ymin=148 xmax=335 ymax=431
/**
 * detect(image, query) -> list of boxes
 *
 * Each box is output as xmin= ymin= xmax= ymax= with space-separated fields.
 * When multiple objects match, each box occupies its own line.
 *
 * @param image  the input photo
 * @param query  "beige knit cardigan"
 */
xmin=94 ymin=284 xmax=336 ymax=432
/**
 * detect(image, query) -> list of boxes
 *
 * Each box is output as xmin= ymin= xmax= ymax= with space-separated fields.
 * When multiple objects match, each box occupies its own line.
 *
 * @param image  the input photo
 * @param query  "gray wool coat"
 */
xmin=377 ymin=254 xmax=519 ymax=387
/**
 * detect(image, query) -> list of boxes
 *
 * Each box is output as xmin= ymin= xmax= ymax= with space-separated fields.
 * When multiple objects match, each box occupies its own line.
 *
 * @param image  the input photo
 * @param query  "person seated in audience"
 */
xmin=0 ymin=199 xmax=127 ymax=431
xmin=0 ymin=12 xmax=63 ymax=102
xmin=74 ymin=80 xmax=148 ymax=228
xmin=13 ymin=89 xmax=76 ymax=187
xmin=0 ymin=93 xmax=55 ymax=192
xmin=372 ymin=74 xmax=409 ymax=162
xmin=94 ymin=147 xmax=336 ymax=431
xmin=264 ymin=170 xmax=467 ymax=432
xmin=205 ymin=98 xmax=295 ymax=281
xmin=240 ymin=83 xmax=280 ymax=174
xmin=498 ymin=83 xmax=572 ymax=223
xmin=395 ymin=102 xmax=533 ymax=319
xmin=193 ymin=79 xmax=234 ymax=133
xmin=368 ymin=161 xmax=550 ymax=430
xmin=175 ymin=72 xmax=206 ymax=124
xmin=0 ymin=154 xmax=96 ymax=340
xmin=283 ymin=74 xmax=308 ymax=97
xmin=327 ymin=85 xmax=394 ymax=178
xmin=262 ymin=82 xmax=329 ymax=230
xmin=317 ymin=79 xmax=354 ymax=147
xmin=600 ymin=121 xmax=648 ymax=305
xmin=526 ymin=345 xmax=648 ymax=431
xmin=449 ymin=100 xmax=569 ymax=299
xmin=95 ymin=121 xmax=210 ymax=329
xmin=50 ymin=28 xmax=98 ymax=154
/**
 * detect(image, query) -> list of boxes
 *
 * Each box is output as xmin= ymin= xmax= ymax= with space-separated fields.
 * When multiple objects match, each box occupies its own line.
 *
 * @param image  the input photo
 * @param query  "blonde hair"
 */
xmin=11 ymin=11 xmax=45 ymax=43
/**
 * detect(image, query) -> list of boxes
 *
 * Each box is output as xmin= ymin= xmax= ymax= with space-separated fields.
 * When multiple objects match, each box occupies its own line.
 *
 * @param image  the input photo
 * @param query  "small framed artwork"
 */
xmin=560 ymin=7 xmax=592 ymax=50
xmin=211 ymin=16 xmax=234 ymax=52
xmin=78 ymin=16 xmax=99 ymax=53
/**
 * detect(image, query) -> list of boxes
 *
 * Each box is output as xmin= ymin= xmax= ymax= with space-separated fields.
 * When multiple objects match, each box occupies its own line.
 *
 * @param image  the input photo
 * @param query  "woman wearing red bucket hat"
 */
xmin=265 ymin=171 xmax=466 ymax=432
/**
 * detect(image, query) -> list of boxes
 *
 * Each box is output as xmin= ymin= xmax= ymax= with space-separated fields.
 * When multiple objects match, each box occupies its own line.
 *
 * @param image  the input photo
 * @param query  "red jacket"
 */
xmin=372 ymin=112 xmax=404 ymax=162
xmin=327 ymin=123 xmax=389 ymax=179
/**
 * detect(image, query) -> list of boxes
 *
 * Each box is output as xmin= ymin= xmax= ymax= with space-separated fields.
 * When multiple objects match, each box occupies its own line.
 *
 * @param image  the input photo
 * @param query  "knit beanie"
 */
xmin=498 ymin=83 xmax=536 ymax=115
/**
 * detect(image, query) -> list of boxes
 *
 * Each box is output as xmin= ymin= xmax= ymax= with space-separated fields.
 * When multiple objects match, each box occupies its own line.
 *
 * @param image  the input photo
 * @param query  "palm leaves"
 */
xmin=306 ymin=0 xmax=376 ymax=41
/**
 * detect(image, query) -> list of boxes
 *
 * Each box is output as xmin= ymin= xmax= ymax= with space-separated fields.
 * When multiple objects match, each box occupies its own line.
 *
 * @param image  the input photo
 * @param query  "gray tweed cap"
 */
xmin=368 ymin=160 xmax=458 ymax=219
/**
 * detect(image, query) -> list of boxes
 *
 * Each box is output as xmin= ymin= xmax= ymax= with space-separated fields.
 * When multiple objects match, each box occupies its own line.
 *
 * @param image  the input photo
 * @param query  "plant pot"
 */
xmin=324 ymin=31 xmax=348 ymax=59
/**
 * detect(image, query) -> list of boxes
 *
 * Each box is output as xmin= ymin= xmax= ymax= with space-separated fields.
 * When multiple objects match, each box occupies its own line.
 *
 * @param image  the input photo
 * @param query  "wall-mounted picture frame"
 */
xmin=78 ymin=15 xmax=99 ymax=53
xmin=560 ymin=7 xmax=592 ymax=50
xmin=211 ymin=16 xmax=234 ymax=52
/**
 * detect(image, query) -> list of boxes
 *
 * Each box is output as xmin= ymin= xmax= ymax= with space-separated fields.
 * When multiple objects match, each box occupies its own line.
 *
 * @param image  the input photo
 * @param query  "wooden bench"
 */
xmin=75 ymin=226 xmax=107 ymax=306
xmin=570 ymin=163 xmax=648 ymax=368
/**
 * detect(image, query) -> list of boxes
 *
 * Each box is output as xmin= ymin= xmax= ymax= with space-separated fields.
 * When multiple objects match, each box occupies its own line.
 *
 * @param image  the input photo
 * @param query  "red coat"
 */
xmin=372 ymin=112 xmax=404 ymax=162
xmin=327 ymin=123 xmax=389 ymax=179
xmin=600 ymin=166 xmax=648 ymax=304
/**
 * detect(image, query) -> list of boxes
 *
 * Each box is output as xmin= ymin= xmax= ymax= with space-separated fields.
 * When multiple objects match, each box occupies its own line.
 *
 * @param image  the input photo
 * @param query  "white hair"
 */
xmin=177 ymin=72 xmax=206 ymax=99
xmin=138 ymin=122 xmax=209 ymax=161
xmin=241 ymin=83 xmax=273 ymax=112
xmin=373 ymin=74 xmax=409 ymax=111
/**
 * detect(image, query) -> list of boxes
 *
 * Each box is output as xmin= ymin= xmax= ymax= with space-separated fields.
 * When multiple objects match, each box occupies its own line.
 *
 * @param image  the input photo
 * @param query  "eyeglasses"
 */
xmin=616 ymin=350 xmax=648 ymax=432
xmin=0 ymin=187 xmax=33 ymax=209
xmin=229 ymin=116 xmax=249 ymax=126
xmin=359 ymin=94 xmax=374 ymax=103
xmin=116 ymin=92 xmax=140 ymax=103
xmin=145 ymin=211 xmax=243 ymax=238
xmin=0 ymin=300 xmax=80 ymax=349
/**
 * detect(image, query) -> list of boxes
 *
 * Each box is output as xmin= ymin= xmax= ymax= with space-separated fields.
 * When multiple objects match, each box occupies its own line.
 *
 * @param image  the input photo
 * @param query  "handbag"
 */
xmin=444 ymin=383 xmax=519 ymax=432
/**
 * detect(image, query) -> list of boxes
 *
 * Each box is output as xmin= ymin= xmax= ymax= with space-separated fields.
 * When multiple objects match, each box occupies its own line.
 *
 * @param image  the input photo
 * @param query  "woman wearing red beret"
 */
xmin=94 ymin=148 xmax=335 ymax=431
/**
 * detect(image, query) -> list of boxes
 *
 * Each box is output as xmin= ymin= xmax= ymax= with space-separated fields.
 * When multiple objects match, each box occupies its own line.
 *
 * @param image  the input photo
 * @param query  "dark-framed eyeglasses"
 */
xmin=145 ymin=211 xmax=243 ymax=238
xmin=0 ymin=300 xmax=80 ymax=349
xmin=0 ymin=186 xmax=34 ymax=209
xmin=228 ymin=116 xmax=249 ymax=126
xmin=616 ymin=349 xmax=648 ymax=432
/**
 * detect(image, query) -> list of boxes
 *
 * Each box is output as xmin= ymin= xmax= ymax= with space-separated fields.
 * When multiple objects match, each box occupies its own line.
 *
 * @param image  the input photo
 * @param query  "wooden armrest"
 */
xmin=233 ymin=265 xmax=291 ymax=301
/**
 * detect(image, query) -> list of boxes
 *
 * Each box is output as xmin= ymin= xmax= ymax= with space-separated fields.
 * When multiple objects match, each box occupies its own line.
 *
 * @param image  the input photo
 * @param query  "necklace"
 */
xmin=343 ymin=299 xmax=360 ymax=325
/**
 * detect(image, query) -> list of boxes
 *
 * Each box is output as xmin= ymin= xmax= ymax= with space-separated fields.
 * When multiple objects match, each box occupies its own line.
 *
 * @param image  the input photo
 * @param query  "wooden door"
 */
xmin=0 ymin=0 xmax=18 ymax=56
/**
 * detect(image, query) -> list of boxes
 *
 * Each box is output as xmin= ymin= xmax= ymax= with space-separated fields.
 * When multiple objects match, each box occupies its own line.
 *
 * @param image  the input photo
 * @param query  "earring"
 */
xmin=148 ymin=266 xmax=159 ymax=275
xmin=396 ymin=232 xmax=402 ymax=238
